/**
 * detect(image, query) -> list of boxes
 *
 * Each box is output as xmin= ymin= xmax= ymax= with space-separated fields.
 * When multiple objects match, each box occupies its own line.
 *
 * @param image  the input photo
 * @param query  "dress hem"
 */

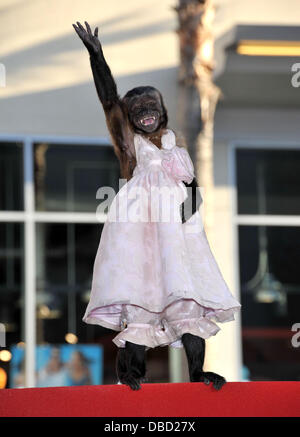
xmin=84 ymin=289 xmax=241 ymax=315
xmin=83 ymin=305 xmax=240 ymax=349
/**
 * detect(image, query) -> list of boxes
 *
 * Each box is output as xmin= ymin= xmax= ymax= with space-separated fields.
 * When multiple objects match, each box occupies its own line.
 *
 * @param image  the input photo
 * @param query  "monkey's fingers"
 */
xmin=84 ymin=21 xmax=93 ymax=37
xmin=72 ymin=24 xmax=85 ymax=42
xmin=73 ymin=23 xmax=86 ymax=40
xmin=72 ymin=23 xmax=81 ymax=36
xmin=76 ymin=21 xmax=86 ymax=33
xmin=73 ymin=21 xmax=102 ymax=55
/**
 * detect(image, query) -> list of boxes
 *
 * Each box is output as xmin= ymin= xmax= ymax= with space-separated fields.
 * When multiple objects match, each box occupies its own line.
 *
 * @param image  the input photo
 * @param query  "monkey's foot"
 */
xmin=193 ymin=371 xmax=226 ymax=390
xmin=118 ymin=373 xmax=147 ymax=391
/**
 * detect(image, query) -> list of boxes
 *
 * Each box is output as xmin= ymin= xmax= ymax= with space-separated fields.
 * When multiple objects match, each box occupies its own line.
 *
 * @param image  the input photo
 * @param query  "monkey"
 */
xmin=73 ymin=21 xmax=229 ymax=391
xmin=72 ymin=21 xmax=201 ymax=223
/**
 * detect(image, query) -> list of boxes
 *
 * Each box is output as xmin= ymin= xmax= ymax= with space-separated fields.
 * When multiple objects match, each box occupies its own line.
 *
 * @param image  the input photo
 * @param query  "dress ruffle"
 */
xmin=83 ymin=299 xmax=240 ymax=349
xmin=112 ymin=318 xmax=219 ymax=349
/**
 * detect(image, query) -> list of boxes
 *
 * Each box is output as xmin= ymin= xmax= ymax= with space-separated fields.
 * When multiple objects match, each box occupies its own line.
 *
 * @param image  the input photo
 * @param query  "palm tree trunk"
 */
xmin=175 ymin=0 xmax=221 ymax=237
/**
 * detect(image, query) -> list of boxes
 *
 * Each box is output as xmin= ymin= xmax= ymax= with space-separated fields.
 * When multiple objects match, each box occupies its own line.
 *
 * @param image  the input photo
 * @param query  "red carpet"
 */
xmin=0 ymin=382 xmax=299 ymax=417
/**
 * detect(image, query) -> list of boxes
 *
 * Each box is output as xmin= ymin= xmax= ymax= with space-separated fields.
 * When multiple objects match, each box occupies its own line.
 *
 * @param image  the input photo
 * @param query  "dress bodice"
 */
xmin=132 ymin=129 xmax=195 ymax=184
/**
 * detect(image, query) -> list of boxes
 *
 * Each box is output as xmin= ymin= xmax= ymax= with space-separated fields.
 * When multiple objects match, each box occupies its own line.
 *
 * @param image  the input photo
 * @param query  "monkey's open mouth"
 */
xmin=140 ymin=116 xmax=156 ymax=126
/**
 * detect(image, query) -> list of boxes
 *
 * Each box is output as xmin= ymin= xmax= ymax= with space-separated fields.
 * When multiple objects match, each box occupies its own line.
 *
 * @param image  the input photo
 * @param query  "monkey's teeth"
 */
xmin=141 ymin=117 xmax=155 ymax=126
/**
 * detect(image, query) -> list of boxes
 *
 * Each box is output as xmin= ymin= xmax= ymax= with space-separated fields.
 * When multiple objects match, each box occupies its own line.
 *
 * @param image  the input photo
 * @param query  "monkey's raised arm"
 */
xmin=72 ymin=21 xmax=135 ymax=167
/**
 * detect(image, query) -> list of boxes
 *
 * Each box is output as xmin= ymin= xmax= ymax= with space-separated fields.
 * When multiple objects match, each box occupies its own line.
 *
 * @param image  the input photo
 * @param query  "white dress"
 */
xmin=83 ymin=129 xmax=241 ymax=348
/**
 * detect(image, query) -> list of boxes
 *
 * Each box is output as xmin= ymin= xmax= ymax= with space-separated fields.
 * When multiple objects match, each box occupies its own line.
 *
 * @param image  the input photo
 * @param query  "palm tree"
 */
xmin=175 ymin=0 xmax=221 ymax=238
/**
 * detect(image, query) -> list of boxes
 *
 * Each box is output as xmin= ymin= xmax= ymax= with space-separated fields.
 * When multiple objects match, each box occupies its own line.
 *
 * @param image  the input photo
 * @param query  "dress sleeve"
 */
xmin=161 ymin=146 xmax=195 ymax=184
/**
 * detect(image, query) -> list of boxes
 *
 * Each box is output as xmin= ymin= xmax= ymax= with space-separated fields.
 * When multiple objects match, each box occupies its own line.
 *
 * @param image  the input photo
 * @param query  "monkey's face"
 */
xmin=123 ymin=87 xmax=168 ymax=134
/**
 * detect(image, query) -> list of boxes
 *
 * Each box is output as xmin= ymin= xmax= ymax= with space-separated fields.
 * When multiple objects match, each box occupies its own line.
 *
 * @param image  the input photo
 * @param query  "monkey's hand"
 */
xmin=181 ymin=177 xmax=202 ymax=224
xmin=72 ymin=21 xmax=102 ymax=57
xmin=73 ymin=20 xmax=119 ymax=111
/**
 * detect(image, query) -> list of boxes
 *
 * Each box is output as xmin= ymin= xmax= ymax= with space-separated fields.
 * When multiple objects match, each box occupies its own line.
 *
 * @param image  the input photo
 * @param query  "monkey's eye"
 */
xmin=131 ymin=104 xmax=140 ymax=111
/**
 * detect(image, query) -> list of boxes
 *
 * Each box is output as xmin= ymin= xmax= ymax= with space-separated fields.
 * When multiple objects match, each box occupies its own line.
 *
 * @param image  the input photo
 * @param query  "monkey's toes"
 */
xmin=202 ymin=371 xmax=226 ymax=390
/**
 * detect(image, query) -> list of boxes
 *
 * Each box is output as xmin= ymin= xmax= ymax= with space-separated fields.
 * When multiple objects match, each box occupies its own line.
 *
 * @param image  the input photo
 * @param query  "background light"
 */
xmin=65 ymin=333 xmax=78 ymax=344
xmin=237 ymin=40 xmax=300 ymax=56
xmin=0 ymin=368 xmax=7 ymax=389
xmin=0 ymin=350 xmax=12 ymax=362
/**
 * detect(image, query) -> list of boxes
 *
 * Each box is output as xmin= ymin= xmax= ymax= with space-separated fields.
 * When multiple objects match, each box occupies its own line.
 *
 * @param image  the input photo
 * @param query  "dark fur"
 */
xmin=116 ymin=335 xmax=226 ymax=391
xmin=116 ymin=342 xmax=146 ymax=390
xmin=182 ymin=334 xmax=226 ymax=390
xmin=73 ymin=21 xmax=225 ymax=390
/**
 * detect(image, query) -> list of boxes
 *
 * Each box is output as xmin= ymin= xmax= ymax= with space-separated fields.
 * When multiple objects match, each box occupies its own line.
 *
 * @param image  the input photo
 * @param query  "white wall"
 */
xmin=1 ymin=0 xmax=299 ymax=136
xmin=0 ymin=0 xmax=178 ymax=137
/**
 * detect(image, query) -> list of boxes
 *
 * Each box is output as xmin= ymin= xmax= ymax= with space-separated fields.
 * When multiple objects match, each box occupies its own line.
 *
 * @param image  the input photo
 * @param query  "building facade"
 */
xmin=0 ymin=0 xmax=299 ymax=387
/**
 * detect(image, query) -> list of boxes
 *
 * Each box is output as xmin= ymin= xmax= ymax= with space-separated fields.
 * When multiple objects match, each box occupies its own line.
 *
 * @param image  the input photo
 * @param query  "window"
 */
xmin=0 ymin=143 xmax=23 ymax=211
xmin=35 ymin=222 xmax=103 ymax=343
xmin=34 ymin=143 xmax=119 ymax=212
xmin=236 ymin=148 xmax=300 ymax=215
xmin=0 ymin=222 xmax=24 ymax=346
xmin=235 ymin=146 xmax=300 ymax=381
xmin=0 ymin=137 xmax=121 ymax=388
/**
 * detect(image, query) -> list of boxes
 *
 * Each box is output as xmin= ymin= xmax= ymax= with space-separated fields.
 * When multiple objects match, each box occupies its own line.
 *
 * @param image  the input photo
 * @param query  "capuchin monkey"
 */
xmin=73 ymin=21 xmax=226 ymax=391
